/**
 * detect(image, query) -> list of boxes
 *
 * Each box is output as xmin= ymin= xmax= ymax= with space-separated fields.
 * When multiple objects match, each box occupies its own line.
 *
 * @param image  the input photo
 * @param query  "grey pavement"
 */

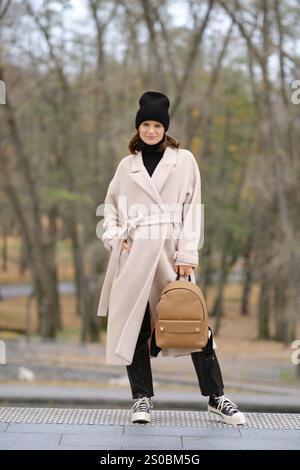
xmin=2 ymin=336 xmax=298 ymax=388
xmin=0 ymin=407 xmax=299 ymax=450
xmin=0 ymin=273 xmax=243 ymax=299
xmin=1 ymin=337 xmax=300 ymax=413
xmin=0 ymin=282 xmax=75 ymax=298
xmin=1 ymin=382 xmax=300 ymax=413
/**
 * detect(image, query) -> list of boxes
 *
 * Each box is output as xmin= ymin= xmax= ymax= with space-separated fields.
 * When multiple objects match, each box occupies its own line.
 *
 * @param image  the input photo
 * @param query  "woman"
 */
xmin=97 ymin=91 xmax=246 ymax=426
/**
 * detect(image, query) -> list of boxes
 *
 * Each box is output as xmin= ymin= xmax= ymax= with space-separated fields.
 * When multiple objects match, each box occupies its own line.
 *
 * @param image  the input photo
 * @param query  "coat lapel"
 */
xmin=129 ymin=146 xmax=177 ymax=207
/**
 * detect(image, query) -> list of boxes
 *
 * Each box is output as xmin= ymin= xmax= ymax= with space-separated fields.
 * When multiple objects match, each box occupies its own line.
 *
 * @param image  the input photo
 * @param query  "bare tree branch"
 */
xmin=217 ymin=0 xmax=264 ymax=68
xmin=171 ymin=0 xmax=215 ymax=117
xmin=139 ymin=0 xmax=167 ymax=90
xmin=0 ymin=0 xmax=12 ymax=22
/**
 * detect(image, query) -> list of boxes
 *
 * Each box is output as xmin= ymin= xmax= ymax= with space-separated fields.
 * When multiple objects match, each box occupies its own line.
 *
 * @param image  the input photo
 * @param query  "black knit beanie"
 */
xmin=135 ymin=91 xmax=170 ymax=131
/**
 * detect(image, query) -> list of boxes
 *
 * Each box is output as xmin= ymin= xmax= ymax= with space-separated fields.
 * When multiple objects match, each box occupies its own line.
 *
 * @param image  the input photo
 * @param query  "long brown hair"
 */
xmin=128 ymin=131 xmax=180 ymax=155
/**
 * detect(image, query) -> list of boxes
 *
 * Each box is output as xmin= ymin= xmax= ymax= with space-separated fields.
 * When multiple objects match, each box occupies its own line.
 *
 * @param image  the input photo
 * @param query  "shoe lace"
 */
xmin=215 ymin=395 xmax=238 ymax=413
xmin=131 ymin=397 xmax=153 ymax=413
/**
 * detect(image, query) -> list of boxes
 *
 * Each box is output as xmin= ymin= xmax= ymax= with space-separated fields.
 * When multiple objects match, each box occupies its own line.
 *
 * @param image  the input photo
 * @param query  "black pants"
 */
xmin=126 ymin=302 xmax=224 ymax=399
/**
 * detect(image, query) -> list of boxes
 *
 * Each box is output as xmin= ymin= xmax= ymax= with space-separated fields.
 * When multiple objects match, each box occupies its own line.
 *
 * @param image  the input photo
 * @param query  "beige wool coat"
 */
xmin=97 ymin=146 xmax=214 ymax=366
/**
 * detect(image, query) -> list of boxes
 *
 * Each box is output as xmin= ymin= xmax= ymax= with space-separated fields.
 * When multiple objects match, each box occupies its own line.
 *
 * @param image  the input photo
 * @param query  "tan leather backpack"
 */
xmin=155 ymin=273 xmax=208 ymax=349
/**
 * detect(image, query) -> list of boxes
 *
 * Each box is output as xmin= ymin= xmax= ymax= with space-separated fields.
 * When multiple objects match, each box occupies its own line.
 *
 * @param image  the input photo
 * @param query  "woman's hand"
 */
xmin=175 ymin=265 xmax=194 ymax=277
xmin=121 ymin=239 xmax=131 ymax=252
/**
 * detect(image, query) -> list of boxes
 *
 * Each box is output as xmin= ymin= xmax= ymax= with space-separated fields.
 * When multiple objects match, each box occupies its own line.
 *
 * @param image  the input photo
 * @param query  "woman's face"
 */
xmin=139 ymin=120 xmax=165 ymax=145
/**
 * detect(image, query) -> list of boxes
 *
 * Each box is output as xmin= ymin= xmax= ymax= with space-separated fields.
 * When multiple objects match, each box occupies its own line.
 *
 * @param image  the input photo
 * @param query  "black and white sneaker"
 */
xmin=208 ymin=394 xmax=246 ymax=426
xmin=131 ymin=397 xmax=153 ymax=424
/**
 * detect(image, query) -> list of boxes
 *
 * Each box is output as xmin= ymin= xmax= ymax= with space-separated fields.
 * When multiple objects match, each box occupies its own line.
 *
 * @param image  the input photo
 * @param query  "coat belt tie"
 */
xmin=118 ymin=210 xmax=183 ymax=242
xmin=97 ymin=209 xmax=183 ymax=317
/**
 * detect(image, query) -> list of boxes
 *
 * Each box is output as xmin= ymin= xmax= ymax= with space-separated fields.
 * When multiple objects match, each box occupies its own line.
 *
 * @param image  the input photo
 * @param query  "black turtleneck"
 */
xmin=141 ymin=138 xmax=164 ymax=177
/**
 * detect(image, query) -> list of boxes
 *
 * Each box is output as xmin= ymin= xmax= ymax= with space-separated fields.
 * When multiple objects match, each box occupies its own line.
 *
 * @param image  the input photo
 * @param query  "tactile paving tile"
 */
xmin=0 ymin=407 xmax=299 ymax=429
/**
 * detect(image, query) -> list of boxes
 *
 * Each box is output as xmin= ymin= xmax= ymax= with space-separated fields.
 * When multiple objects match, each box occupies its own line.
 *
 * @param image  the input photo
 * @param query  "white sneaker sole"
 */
xmin=131 ymin=411 xmax=151 ymax=424
xmin=208 ymin=405 xmax=246 ymax=426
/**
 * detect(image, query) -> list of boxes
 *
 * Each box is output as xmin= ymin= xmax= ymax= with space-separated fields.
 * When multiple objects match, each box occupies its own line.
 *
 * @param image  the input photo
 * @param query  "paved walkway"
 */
xmin=0 ymin=339 xmax=299 ymax=450
xmin=1 ymin=338 xmax=300 ymax=415
xmin=1 ymin=382 xmax=300 ymax=413
xmin=2 ymin=336 xmax=297 ymax=387
xmin=0 ymin=407 xmax=299 ymax=450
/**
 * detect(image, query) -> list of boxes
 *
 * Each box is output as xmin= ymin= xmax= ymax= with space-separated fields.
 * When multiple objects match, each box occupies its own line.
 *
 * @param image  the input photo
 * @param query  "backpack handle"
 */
xmin=176 ymin=273 xmax=191 ymax=282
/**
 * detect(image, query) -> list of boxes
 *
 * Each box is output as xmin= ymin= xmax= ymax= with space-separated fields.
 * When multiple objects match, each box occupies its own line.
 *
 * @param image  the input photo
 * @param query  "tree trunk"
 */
xmin=19 ymin=235 xmax=28 ymax=275
xmin=1 ymin=229 xmax=7 ymax=271
xmin=212 ymin=248 xmax=230 ymax=334
xmin=67 ymin=215 xmax=90 ymax=342
xmin=0 ymin=73 xmax=58 ymax=338
xmin=47 ymin=207 xmax=62 ymax=331
xmin=258 ymin=274 xmax=270 ymax=339
xmin=202 ymin=239 xmax=213 ymax=297
xmin=240 ymin=236 xmax=254 ymax=316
